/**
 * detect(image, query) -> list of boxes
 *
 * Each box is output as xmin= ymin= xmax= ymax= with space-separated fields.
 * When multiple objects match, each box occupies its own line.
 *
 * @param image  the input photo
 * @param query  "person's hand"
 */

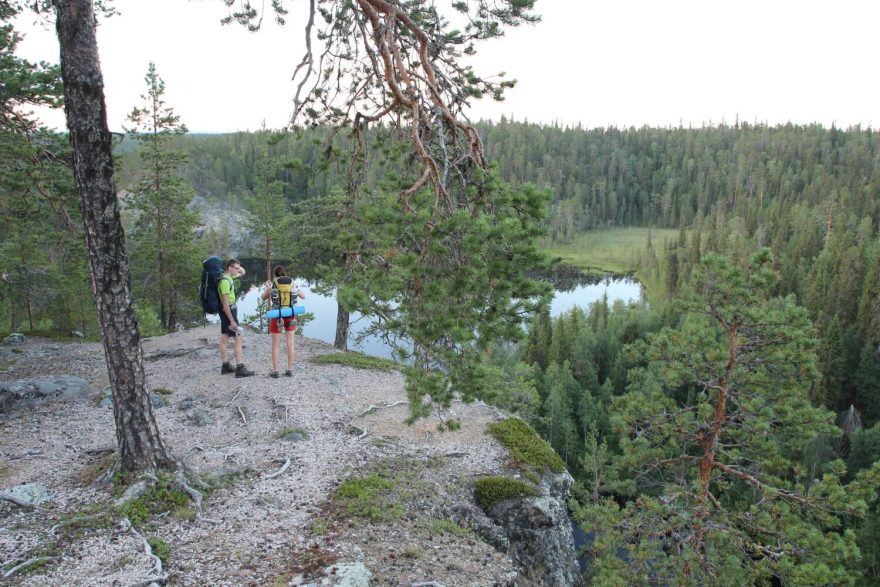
xmin=230 ymin=322 xmax=238 ymax=331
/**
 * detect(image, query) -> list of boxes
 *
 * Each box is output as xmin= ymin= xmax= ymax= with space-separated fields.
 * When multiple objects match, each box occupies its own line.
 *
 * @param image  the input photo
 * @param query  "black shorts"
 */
xmin=220 ymin=306 xmax=238 ymax=337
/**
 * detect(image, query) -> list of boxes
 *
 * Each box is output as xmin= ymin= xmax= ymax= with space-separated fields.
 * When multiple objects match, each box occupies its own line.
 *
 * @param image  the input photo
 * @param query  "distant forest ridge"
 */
xmin=117 ymin=120 xmax=879 ymax=240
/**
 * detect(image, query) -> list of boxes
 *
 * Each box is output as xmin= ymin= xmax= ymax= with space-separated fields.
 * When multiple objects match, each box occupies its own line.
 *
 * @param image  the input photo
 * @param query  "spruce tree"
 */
xmin=125 ymin=62 xmax=200 ymax=331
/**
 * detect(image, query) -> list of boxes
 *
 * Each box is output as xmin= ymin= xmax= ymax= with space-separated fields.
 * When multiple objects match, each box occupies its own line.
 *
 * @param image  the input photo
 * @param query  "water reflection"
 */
xmin=224 ymin=259 xmax=642 ymax=360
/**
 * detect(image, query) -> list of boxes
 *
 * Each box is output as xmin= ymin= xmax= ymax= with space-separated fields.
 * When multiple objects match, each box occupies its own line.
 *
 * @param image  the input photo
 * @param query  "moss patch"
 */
xmin=117 ymin=473 xmax=190 ymax=526
xmin=488 ymin=418 xmax=564 ymax=474
xmin=311 ymin=352 xmax=400 ymax=372
xmin=277 ymin=427 xmax=310 ymax=440
xmin=333 ymin=474 xmax=403 ymax=522
xmin=474 ymin=476 xmax=539 ymax=512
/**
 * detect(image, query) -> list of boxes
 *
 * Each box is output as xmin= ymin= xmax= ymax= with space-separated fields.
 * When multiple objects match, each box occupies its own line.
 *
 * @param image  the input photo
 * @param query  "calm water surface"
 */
xmin=221 ymin=261 xmax=642 ymax=360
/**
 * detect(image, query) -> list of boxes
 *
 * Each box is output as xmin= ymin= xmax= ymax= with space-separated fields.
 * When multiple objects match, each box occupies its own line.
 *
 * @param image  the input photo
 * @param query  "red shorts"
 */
xmin=269 ymin=317 xmax=297 ymax=334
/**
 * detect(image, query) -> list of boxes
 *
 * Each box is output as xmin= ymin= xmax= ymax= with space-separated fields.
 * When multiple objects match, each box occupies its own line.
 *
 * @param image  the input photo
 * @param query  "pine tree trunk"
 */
xmin=54 ymin=0 xmax=175 ymax=473
xmin=334 ymin=301 xmax=349 ymax=350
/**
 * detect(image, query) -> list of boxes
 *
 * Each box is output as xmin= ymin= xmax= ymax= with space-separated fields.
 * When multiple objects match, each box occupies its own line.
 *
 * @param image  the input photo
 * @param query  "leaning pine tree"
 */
xmin=577 ymin=250 xmax=880 ymax=585
xmin=226 ymin=0 xmax=551 ymax=415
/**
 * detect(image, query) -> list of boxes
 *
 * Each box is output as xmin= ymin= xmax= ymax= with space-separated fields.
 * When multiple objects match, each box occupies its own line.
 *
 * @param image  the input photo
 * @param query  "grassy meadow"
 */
xmin=540 ymin=227 xmax=678 ymax=274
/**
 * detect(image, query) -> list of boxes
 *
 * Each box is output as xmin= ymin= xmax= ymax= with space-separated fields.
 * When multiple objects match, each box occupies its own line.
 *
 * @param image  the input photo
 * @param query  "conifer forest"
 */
xmin=2 ymin=0 xmax=880 ymax=585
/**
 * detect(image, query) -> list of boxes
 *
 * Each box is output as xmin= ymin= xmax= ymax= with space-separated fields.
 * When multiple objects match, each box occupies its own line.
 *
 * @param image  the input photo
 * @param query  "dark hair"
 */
xmin=225 ymin=258 xmax=240 ymax=270
xmin=273 ymin=265 xmax=287 ymax=278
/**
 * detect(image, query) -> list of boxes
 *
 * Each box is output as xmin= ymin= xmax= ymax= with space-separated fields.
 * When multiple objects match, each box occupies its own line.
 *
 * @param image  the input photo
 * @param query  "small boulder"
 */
xmin=148 ymin=392 xmax=166 ymax=409
xmin=1 ymin=483 xmax=49 ymax=507
xmin=290 ymin=562 xmax=372 ymax=587
xmin=2 ymin=333 xmax=24 ymax=345
xmin=0 ymin=376 xmax=94 ymax=413
xmin=187 ymin=407 xmax=215 ymax=427
xmin=281 ymin=431 xmax=307 ymax=443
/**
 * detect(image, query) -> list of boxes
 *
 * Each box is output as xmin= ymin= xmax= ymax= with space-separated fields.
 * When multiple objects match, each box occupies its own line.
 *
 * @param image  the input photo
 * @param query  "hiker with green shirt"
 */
xmin=219 ymin=258 xmax=254 ymax=377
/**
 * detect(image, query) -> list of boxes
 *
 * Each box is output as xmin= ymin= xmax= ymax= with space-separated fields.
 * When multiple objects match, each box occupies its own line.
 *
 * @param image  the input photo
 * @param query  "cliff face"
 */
xmin=489 ymin=471 xmax=582 ymax=587
xmin=0 ymin=328 xmax=582 ymax=586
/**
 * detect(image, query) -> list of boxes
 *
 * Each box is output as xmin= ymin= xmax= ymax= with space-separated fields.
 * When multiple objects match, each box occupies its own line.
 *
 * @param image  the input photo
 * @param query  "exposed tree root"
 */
xmin=174 ymin=470 xmax=219 ymax=525
xmin=121 ymin=517 xmax=165 ymax=580
xmin=113 ymin=473 xmax=158 ymax=508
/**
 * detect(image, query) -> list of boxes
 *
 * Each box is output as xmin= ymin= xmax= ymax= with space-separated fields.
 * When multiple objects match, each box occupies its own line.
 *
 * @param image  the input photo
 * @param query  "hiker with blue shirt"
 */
xmin=219 ymin=258 xmax=254 ymax=377
xmin=261 ymin=265 xmax=305 ymax=378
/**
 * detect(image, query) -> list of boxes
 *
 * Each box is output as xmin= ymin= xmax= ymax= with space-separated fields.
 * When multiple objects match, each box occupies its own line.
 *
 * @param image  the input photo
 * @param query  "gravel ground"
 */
xmin=0 ymin=327 xmax=518 ymax=586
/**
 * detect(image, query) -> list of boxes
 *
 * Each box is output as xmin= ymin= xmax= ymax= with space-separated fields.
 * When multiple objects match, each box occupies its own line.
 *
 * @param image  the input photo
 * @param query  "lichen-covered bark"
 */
xmin=53 ymin=0 xmax=175 ymax=472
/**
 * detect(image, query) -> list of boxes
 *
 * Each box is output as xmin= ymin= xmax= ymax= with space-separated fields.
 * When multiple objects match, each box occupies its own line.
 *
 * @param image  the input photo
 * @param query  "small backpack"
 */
xmin=271 ymin=276 xmax=296 ymax=310
xmin=199 ymin=256 xmax=224 ymax=315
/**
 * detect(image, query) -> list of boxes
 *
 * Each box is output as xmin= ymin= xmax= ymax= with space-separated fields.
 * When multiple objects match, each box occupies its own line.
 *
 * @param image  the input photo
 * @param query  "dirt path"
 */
xmin=0 ymin=327 xmax=517 ymax=586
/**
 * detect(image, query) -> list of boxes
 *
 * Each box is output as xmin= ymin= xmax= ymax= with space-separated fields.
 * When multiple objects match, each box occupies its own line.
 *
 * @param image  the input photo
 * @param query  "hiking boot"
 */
xmin=221 ymin=362 xmax=235 ymax=375
xmin=270 ymin=371 xmax=279 ymax=379
xmin=284 ymin=369 xmax=293 ymax=377
xmin=235 ymin=363 xmax=254 ymax=378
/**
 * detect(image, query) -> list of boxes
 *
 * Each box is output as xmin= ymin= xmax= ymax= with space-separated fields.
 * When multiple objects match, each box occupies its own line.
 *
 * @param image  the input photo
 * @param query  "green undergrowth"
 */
xmin=488 ymin=418 xmax=564 ymax=483
xmin=474 ymin=476 xmax=539 ymax=512
xmin=114 ymin=471 xmax=191 ymax=526
xmin=431 ymin=517 xmax=474 ymax=537
xmin=311 ymin=351 xmax=400 ymax=372
xmin=146 ymin=536 xmax=171 ymax=563
xmin=0 ymin=329 xmax=96 ymax=342
xmin=334 ymin=474 xmax=404 ymax=522
xmin=330 ymin=456 xmax=440 ymax=523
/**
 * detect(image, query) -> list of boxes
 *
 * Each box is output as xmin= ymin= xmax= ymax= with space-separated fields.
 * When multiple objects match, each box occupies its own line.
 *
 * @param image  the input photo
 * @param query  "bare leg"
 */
xmin=285 ymin=329 xmax=296 ymax=369
xmin=233 ymin=334 xmax=243 ymax=364
xmin=220 ymin=334 xmax=229 ymax=363
xmin=271 ymin=333 xmax=281 ymax=372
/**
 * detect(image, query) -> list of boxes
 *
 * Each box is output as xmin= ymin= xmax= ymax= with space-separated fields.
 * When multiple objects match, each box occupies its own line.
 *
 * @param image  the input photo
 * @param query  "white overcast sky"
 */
xmin=14 ymin=0 xmax=880 ymax=133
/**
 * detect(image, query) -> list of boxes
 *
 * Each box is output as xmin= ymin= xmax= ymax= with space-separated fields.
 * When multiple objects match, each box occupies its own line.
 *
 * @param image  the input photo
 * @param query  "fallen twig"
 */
xmin=357 ymin=400 xmax=409 ymax=418
xmin=225 ymin=386 xmax=243 ymax=406
xmin=236 ymin=406 xmax=247 ymax=425
xmin=263 ymin=458 xmax=291 ymax=479
xmin=2 ymin=556 xmax=58 ymax=579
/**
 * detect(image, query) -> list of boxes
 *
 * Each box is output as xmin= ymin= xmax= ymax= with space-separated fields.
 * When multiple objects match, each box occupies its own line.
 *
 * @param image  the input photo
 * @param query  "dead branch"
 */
xmin=263 ymin=458 xmax=291 ymax=479
xmin=357 ymin=400 xmax=410 ymax=418
xmin=2 ymin=556 xmax=58 ymax=580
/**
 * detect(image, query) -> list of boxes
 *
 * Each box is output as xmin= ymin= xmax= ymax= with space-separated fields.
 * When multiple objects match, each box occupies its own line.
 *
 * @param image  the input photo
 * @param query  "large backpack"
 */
xmin=267 ymin=276 xmax=303 ymax=319
xmin=199 ymin=256 xmax=224 ymax=315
